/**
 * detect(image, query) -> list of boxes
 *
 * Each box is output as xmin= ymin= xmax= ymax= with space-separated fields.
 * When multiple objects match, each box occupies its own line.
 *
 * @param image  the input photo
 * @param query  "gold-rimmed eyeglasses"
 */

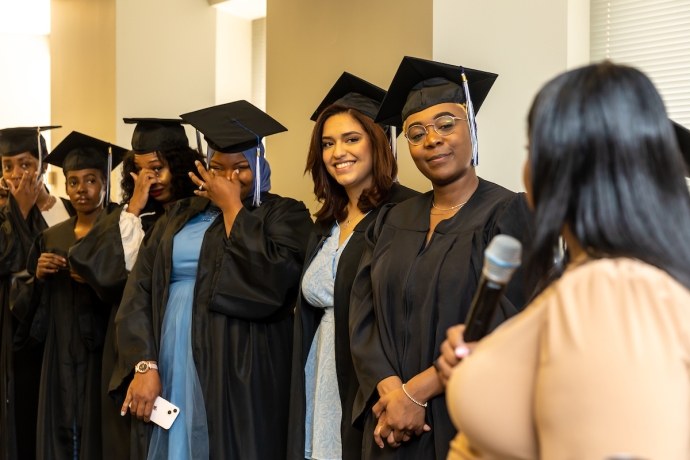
xmin=405 ymin=115 xmax=467 ymax=146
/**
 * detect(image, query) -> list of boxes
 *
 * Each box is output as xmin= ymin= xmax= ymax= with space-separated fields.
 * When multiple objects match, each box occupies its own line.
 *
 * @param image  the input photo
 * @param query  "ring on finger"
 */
xmin=199 ymin=183 xmax=205 ymax=191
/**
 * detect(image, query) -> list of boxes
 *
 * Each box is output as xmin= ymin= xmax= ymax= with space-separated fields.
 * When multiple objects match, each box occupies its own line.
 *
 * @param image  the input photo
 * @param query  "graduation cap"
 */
xmin=311 ymin=72 xmax=387 ymax=122
xmin=46 ymin=131 xmax=127 ymax=204
xmin=311 ymin=72 xmax=400 ymax=163
xmin=0 ymin=126 xmax=61 ymax=184
xmin=123 ymin=118 xmax=190 ymax=154
xmin=672 ymin=120 xmax=690 ymax=172
xmin=180 ymin=101 xmax=287 ymax=207
xmin=375 ymin=57 xmax=498 ymax=166
xmin=0 ymin=126 xmax=61 ymax=158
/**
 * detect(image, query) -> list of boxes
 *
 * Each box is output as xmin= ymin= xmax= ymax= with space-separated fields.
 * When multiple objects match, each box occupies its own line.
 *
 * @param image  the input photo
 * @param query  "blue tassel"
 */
xmin=195 ymin=130 xmax=209 ymax=170
xmin=36 ymin=128 xmax=43 ymax=185
xmin=231 ymin=118 xmax=263 ymax=207
xmin=461 ymin=67 xmax=479 ymax=166
xmin=106 ymin=145 xmax=112 ymax=204
xmin=253 ymin=146 xmax=261 ymax=207
xmin=206 ymin=145 xmax=214 ymax=169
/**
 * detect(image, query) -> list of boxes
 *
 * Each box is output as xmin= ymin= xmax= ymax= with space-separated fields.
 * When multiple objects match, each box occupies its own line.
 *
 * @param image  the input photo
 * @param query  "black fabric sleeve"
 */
xmin=10 ymin=233 xmax=49 ymax=350
xmin=348 ymin=204 xmax=398 ymax=425
xmin=0 ymin=196 xmax=40 ymax=276
xmin=207 ymin=199 xmax=312 ymax=321
xmin=69 ymin=207 xmax=130 ymax=303
xmin=0 ymin=205 xmax=21 ymax=276
xmin=110 ymin=211 xmax=168 ymax=393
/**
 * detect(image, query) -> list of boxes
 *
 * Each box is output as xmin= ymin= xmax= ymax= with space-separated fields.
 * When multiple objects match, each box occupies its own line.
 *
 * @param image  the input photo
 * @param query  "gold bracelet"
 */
xmin=401 ymin=383 xmax=427 ymax=408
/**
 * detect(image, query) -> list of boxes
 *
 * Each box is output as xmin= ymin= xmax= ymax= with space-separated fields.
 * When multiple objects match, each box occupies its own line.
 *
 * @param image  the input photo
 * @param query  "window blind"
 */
xmin=591 ymin=0 xmax=690 ymax=128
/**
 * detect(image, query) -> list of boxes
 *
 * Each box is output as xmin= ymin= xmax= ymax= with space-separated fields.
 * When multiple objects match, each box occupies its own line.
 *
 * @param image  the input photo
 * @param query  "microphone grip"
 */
xmin=463 ymin=278 xmax=507 ymax=342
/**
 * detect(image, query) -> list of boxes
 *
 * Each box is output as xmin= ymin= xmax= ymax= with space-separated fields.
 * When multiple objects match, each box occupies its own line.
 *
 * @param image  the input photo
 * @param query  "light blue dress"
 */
xmin=147 ymin=207 xmax=220 ymax=460
xmin=302 ymin=223 xmax=353 ymax=460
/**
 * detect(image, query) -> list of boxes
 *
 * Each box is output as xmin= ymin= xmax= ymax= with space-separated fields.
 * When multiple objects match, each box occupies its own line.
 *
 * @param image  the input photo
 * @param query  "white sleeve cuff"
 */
xmin=120 ymin=204 xmax=146 ymax=272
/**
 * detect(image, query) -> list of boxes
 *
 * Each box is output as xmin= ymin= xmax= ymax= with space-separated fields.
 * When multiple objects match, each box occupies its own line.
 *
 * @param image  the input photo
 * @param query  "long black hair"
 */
xmin=527 ymin=61 xmax=690 ymax=292
xmin=120 ymin=146 xmax=204 ymax=205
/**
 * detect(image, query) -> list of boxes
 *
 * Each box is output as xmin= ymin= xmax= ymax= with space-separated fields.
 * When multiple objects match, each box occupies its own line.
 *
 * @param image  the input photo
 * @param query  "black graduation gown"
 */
xmin=12 ymin=217 xmax=111 ymax=460
xmin=287 ymin=183 xmax=419 ymax=460
xmin=113 ymin=193 xmax=313 ymax=460
xmin=68 ymin=200 xmax=162 ymax=460
xmin=0 ymin=195 xmax=75 ymax=460
xmin=349 ymin=179 xmax=535 ymax=460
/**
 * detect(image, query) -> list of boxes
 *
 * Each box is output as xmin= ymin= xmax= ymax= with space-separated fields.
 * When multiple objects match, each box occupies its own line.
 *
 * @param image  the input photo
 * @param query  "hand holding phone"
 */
xmin=148 ymin=396 xmax=180 ymax=430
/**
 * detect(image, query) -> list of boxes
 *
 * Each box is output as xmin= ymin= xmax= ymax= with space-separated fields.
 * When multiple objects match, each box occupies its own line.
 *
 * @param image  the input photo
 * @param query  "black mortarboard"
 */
xmin=376 ymin=57 xmax=497 ymax=126
xmin=46 ymin=131 xmax=126 ymax=173
xmin=180 ymin=101 xmax=287 ymax=206
xmin=376 ymin=57 xmax=498 ymax=166
xmin=0 ymin=126 xmax=61 ymax=158
xmin=180 ymin=100 xmax=287 ymax=154
xmin=311 ymin=72 xmax=387 ymax=122
xmin=672 ymin=120 xmax=690 ymax=170
xmin=46 ymin=131 xmax=127 ymax=203
xmin=123 ymin=118 xmax=190 ymax=154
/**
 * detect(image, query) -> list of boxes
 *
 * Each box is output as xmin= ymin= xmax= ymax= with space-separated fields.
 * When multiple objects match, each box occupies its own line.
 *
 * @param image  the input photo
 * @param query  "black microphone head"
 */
xmin=483 ymin=234 xmax=522 ymax=284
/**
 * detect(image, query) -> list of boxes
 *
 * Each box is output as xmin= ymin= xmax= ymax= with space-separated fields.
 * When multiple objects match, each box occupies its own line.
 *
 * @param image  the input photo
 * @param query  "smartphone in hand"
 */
xmin=149 ymin=396 xmax=180 ymax=430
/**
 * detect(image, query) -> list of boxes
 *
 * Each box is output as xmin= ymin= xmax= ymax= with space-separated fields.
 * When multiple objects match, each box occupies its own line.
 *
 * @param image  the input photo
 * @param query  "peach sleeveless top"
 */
xmin=447 ymin=258 xmax=690 ymax=460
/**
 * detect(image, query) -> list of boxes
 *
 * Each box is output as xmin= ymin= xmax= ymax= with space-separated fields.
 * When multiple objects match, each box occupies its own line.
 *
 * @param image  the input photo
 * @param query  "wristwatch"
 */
xmin=134 ymin=361 xmax=158 ymax=374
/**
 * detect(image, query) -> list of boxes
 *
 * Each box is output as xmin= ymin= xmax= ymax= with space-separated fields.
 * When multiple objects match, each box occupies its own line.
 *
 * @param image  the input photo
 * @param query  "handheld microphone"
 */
xmin=463 ymin=234 xmax=523 ymax=342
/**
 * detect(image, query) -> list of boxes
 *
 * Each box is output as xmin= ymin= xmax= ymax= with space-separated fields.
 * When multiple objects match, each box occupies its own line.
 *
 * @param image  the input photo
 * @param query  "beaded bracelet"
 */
xmin=402 ymin=383 xmax=427 ymax=408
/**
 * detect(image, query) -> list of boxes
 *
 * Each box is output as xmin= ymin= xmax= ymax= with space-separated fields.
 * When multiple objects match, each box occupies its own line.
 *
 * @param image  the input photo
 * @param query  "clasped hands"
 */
xmin=373 ymin=325 xmax=478 ymax=449
xmin=372 ymin=376 xmax=431 ymax=449
xmin=35 ymin=253 xmax=85 ymax=283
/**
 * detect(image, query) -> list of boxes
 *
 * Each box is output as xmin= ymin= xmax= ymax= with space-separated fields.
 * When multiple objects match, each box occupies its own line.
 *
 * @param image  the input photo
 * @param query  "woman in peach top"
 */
xmin=444 ymin=61 xmax=690 ymax=460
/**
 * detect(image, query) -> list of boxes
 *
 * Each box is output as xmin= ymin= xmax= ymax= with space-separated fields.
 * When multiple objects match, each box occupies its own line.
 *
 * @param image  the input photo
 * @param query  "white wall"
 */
xmin=251 ymin=17 xmax=266 ymax=110
xmin=433 ymin=0 xmax=589 ymax=192
xmin=215 ymin=13 xmax=266 ymax=110
xmin=567 ymin=0 xmax=590 ymax=69
xmin=216 ymin=11 xmax=253 ymax=104
xmin=115 ymin=0 xmax=217 ymax=150
xmin=0 ymin=34 xmax=51 ymax=135
xmin=0 ymin=0 xmax=50 ymax=35
xmin=0 ymin=33 xmax=54 ymax=189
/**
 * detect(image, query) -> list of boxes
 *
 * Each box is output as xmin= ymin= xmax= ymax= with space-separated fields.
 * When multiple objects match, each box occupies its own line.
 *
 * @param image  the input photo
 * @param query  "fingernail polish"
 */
xmin=455 ymin=346 xmax=470 ymax=358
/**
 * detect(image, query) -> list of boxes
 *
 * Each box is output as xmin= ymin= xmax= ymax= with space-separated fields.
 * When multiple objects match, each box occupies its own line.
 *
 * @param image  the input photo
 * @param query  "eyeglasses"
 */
xmin=405 ymin=116 xmax=467 ymax=145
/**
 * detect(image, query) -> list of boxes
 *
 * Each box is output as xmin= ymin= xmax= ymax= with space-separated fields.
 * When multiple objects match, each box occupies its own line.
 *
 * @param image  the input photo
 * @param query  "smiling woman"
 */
xmin=308 ymin=105 xmax=398 ymax=225
xmin=404 ymin=103 xmax=473 ymax=189
xmin=348 ymin=57 xmax=537 ymax=460
xmin=287 ymin=72 xmax=418 ymax=460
